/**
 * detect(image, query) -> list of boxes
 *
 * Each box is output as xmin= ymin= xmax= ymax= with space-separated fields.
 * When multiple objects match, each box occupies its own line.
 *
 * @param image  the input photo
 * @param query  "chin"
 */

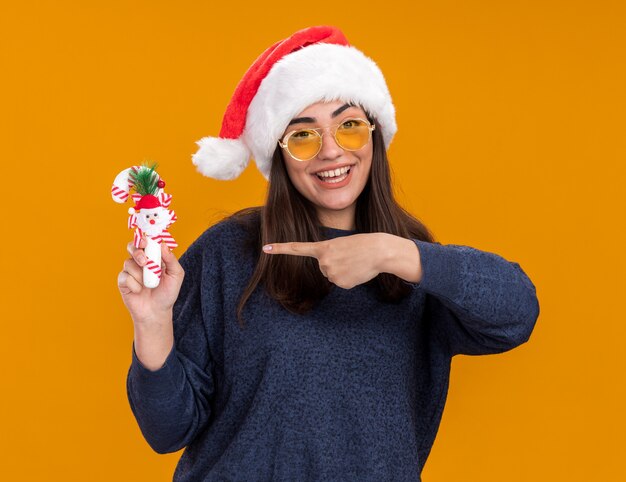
xmin=319 ymin=197 xmax=356 ymax=211
xmin=312 ymin=184 xmax=361 ymax=205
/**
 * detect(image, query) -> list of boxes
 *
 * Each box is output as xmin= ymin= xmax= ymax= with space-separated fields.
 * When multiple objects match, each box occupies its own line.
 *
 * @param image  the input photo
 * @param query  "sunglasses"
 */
xmin=278 ymin=117 xmax=375 ymax=162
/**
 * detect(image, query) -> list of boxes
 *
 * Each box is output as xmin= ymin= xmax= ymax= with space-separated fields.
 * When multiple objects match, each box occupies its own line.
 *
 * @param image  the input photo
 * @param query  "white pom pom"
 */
xmin=128 ymin=208 xmax=136 ymax=215
xmin=192 ymin=137 xmax=251 ymax=180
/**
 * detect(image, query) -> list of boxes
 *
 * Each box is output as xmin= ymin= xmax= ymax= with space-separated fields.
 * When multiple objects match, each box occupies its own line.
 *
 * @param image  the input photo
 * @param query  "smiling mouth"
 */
xmin=315 ymin=166 xmax=351 ymax=183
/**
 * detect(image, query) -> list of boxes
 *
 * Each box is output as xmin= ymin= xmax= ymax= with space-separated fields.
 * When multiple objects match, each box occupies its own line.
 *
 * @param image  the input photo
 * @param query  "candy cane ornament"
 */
xmin=111 ymin=163 xmax=178 ymax=288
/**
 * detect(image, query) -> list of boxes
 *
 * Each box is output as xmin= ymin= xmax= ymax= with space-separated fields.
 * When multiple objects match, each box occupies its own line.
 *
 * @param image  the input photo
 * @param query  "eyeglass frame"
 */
xmin=277 ymin=117 xmax=376 ymax=162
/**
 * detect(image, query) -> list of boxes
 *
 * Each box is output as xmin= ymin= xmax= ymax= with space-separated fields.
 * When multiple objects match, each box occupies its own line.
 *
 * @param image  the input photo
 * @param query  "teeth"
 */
xmin=317 ymin=166 xmax=350 ymax=178
xmin=322 ymin=173 xmax=348 ymax=183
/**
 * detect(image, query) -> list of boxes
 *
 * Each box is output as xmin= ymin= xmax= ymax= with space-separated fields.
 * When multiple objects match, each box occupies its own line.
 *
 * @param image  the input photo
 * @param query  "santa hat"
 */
xmin=192 ymin=25 xmax=397 ymax=181
xmin=130 ymin=194 xmax=161 ymax=213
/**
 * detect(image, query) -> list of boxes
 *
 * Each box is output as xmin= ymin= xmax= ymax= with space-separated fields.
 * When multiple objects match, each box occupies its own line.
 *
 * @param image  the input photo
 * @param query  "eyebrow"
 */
xmin=287 ymin=103 xmax=354 ymax=126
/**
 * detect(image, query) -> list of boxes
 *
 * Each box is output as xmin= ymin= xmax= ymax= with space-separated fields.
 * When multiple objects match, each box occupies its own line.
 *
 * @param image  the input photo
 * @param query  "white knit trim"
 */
xmin=192 ymin=137 xmax=251 ymax=180
xmin=244 ymin=43 xmax=397 ymax=179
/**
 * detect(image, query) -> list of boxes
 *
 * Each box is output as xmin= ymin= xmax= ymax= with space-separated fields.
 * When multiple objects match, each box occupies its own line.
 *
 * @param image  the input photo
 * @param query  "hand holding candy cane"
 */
xmin=118 ymin=235 xmax=185 ymax=325
xmin=111 ymin=163 xmax=178 ymax=288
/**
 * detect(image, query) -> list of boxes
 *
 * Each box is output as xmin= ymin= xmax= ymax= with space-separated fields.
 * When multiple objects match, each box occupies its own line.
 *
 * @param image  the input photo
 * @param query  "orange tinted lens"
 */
xmin=335 ymin=119 xmax=370 ymax=150
xmin=287 ymin=130 xmax=321 ymax=160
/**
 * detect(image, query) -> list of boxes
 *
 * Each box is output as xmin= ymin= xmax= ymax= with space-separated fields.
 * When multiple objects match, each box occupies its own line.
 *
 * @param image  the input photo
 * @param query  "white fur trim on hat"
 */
xmin=192 ymin=137 xmax=251 ymax=180
xmin=244 ymin=43 xmax=397 ymax=180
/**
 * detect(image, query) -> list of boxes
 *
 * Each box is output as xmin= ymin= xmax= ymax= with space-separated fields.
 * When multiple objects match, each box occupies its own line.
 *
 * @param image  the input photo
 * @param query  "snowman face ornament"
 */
xmin=137 ymin=206 xmax=171 ymax=236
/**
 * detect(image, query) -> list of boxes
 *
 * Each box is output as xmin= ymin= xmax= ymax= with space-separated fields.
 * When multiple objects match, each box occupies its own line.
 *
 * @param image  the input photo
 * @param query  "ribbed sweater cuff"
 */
xmin=412 ymin=240 xmax=464 ymax=302
xmin=129 ymin=341 xmax=184 ymax=400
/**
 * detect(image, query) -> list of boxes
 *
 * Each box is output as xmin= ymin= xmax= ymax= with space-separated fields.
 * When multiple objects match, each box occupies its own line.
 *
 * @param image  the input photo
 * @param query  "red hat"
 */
xmin=192 ymin=25 xmax=397 ymax=181
xmin=131 ymin=194 xmax=161 ymax=212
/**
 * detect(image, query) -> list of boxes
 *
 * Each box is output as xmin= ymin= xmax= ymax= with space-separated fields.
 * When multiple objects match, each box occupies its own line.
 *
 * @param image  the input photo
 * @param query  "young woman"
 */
xmin=118 ymin=26 xmax=539 ymax=481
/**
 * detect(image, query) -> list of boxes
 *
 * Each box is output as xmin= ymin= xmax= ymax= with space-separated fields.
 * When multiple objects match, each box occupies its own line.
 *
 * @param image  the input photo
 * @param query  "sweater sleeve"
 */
xmin=126 ymin=238 xmax=217 ymax=454
xmin=412 ymin=240 xmax=540 ymax=356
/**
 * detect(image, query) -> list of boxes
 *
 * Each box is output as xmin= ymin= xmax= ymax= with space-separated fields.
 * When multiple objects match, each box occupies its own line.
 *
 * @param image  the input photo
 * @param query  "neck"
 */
xmin=316 ymin=207 xmax=356 ymax=231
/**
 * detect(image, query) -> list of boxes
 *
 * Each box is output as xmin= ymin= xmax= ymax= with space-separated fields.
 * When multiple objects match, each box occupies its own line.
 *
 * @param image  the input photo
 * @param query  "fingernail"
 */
xmin=262 ymin=245 xmax=272 ymax=252
xmin=138 ymin=254 xmax=146 ymax=265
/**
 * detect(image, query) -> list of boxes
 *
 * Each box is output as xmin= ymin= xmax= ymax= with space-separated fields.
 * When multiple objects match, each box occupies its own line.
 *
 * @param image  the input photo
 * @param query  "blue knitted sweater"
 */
xmin=126 ymin=213 xmax=539 ymax=481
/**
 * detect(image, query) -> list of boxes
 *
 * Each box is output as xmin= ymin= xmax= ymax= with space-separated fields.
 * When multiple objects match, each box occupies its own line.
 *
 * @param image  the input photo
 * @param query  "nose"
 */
xmin=318 ymin=128 xmax=343 ymax=160
xmin=150 ymin=219 xmax=156 ymax=225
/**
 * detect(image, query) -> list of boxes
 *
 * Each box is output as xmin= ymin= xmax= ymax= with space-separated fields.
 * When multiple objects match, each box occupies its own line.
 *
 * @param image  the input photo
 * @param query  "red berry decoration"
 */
xmin=158 ymin=180 xmax=166 ymax=188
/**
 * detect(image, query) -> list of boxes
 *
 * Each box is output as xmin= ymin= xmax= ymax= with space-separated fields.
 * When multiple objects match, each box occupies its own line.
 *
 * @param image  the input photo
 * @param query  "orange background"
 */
xmin=1 ymin=1 xmax=624 ymax=480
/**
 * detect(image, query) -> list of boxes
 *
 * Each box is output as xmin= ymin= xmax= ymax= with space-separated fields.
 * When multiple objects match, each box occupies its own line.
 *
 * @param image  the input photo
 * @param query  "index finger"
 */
xmin=262 ymin=241 xmax=322 ymax=258
xmin=127 ymin=238 xmax=148 ymax=265
xmin=126 ymin=237 xmax=147 ymax=254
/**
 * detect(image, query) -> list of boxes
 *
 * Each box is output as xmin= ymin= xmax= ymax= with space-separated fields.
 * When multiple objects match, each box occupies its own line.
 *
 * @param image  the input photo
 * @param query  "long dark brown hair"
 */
xmin=227 ymin=115 xmax=436 ymax=327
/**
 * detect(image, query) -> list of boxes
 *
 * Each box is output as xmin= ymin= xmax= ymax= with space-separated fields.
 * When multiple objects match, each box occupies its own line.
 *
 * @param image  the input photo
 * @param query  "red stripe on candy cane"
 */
xmin=160 ymin=193 xmax=172 ymax=208
xmin=153 ymin=231 xmax=178 ymax=249
xmin=133 ymin=229 xmax=142 ymax=249
xmin=145 ymin=258 xmax=162 ymax=278
xmin=111 ymin=186 xmax=129 ymax=200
